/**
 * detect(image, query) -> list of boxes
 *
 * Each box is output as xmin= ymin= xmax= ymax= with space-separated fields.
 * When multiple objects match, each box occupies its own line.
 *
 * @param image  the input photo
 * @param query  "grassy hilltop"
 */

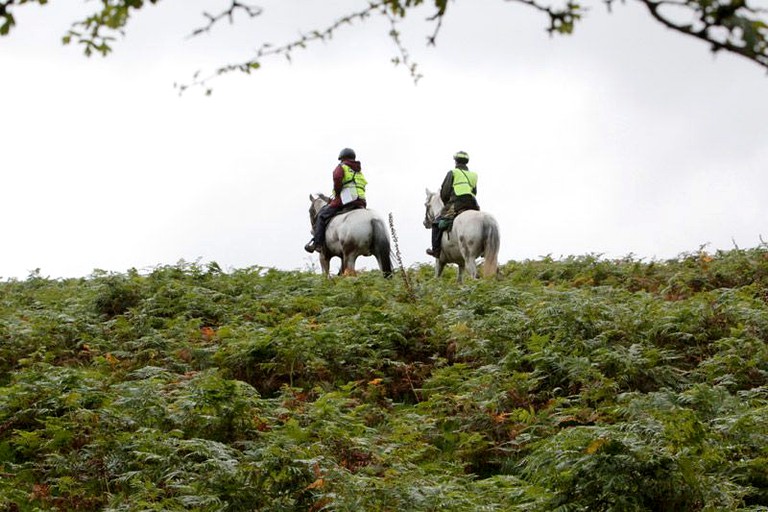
xmin=1 ymin=248 xmax=767 ymax=511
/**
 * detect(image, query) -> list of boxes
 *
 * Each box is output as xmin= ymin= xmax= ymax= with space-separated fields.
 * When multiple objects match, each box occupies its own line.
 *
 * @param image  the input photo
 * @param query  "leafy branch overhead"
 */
xmin=1 ymin=0 xmax=766 ymax=87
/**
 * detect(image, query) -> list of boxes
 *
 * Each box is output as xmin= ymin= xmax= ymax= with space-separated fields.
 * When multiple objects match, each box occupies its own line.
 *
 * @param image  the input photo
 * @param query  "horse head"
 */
xmin=308 ymin=193 xmax=331 ymax=229
xmin=423 ymin=188 xmax=443 ymax=229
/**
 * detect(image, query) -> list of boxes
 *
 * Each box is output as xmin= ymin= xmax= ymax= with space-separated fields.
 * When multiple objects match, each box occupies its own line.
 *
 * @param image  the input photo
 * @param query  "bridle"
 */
xmin=309 ymin=197 xmax=326 ymax=230
xmin=424 ymin=193 xmax=440 ymax=228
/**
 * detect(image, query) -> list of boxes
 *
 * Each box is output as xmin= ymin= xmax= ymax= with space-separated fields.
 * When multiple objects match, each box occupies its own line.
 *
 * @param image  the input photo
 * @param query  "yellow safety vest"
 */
xmin=452 ymin=168 xmax=477 ymax=197
xmin=338 ymin=164 xmax=367 ymax=204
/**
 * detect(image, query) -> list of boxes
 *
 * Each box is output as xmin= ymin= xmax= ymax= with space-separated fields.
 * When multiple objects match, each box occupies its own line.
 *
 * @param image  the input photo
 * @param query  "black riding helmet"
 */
xmin=338 ymin=147 xmax=356 ymax=160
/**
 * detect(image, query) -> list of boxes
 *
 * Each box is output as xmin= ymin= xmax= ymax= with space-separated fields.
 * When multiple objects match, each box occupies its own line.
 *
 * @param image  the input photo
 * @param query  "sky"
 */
xmin=1 ymin=0 xmax=767 ymax=280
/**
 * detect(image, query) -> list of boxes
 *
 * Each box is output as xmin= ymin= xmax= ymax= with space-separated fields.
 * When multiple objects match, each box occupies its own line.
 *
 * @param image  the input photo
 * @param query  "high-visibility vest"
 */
xmin=451 ymin=167 xmax=477 ymax=197
xmin=338 ymin=164 xmax=367 ymax=204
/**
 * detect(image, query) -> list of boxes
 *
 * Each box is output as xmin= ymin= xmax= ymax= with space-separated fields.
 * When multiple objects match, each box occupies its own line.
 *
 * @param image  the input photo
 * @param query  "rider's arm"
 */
xmin=439 ymin=171 xmax=453 ymax=203
xmin=332 ymin=165 xmax=344 ymax=196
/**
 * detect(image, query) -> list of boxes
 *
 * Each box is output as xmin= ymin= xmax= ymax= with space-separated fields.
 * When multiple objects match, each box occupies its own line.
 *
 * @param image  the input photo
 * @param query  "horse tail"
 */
xmin=482 ymin=215 xmax=500 ymax=278
xmin=371 ymin=217 xmax=393 ymax=278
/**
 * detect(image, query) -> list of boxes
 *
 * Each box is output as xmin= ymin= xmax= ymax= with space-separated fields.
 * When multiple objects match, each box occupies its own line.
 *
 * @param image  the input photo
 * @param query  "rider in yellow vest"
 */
xmin=305 ymin=147 xmax=367 ymax=253
xmin=426 ymin=150 xmax=480 ymax=258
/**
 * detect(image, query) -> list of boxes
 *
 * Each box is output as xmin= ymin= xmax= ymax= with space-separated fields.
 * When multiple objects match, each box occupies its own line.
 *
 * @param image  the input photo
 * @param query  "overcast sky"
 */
xmin=2 ymin=0 xmax=766 ymax=279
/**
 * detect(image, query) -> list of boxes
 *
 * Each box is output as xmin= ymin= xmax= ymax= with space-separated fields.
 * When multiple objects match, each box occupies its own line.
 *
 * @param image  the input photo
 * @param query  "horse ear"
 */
xmin=425 ymin=188 xmax=431 ymax=196
xmin=309 ymin=193 xmax=315 ymax=201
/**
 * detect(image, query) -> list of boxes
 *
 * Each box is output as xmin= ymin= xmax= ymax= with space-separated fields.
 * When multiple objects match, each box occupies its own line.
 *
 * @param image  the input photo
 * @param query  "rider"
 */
xmin=426 ymin=150 xmax=480 ymax=258
xmin=304 ymin=147 xmax=367 ymax=253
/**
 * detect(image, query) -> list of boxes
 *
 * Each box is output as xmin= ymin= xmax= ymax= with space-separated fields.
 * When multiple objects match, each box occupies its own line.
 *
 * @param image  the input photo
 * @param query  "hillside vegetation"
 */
xmin=1 ymin=248 xmax=767 ymax=511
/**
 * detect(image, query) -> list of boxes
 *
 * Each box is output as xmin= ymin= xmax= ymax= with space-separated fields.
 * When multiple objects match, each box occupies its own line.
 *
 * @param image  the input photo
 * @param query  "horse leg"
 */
xmin=343 ymin=253 xmax=358 ymax=276
xmin=458 ymin=235 xmax=479 ymax=280
xmin=320 ymin=254 xmax=332 ymax=278
xmin=435 ymin=259 xmax=445 ymax=278
xmin=465 ymin=257 xmax=478 ymax=279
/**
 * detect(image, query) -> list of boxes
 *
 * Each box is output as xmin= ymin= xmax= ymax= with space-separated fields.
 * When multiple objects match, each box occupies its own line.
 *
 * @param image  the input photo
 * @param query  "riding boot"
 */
xmin=313 ymin=208 xmax=330 ymax=253
xmin=304 ymin=239 xmax=317 ymax=253
xmin=313 ymin=232 xmax=326 ymax=254
xmin=427 ymin=224 xmax=442 ymax=257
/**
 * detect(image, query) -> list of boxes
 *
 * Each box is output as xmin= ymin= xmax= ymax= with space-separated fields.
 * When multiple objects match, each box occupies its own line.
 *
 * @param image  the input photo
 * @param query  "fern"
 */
xmin=2 ymin=249 xmax=768 ymax=510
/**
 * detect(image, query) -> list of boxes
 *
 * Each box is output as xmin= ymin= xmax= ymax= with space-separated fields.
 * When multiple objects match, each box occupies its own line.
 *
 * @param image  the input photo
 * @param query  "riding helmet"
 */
xmin=338 ymin=147 xmax=356 ymax=160
xmin=453 ymin=150 xmax=469 ymax=163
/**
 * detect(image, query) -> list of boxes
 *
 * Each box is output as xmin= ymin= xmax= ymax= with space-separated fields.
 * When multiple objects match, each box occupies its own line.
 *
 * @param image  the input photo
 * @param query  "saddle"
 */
xmin=435 ymin=202 xmax=466 ymax=237
xmin=437 ymin=217 xmax=454 ymax=233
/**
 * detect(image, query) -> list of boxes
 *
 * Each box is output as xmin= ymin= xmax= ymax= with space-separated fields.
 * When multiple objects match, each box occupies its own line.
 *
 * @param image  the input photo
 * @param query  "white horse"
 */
xmin=423 ymin=189 xmax=500 ymax=281
xmin=308 ymin=194 xmax=393 ymax=278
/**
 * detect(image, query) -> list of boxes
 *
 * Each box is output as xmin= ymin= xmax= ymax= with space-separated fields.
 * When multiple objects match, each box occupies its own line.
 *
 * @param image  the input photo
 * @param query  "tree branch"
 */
xmin=188 ymin=1 xmax=263 ymax=38
xmin=507 ymin=0 xmax=585 ymax=34
xmin=386 ymin=10 xmax=424 ymax=83
xmin=3 ymin=0 xmax=766 ymax=93
xmin=176 ymin=2 xmax=391 ymax=94
xmin=636 ymin=0 xmax=768 ymax=70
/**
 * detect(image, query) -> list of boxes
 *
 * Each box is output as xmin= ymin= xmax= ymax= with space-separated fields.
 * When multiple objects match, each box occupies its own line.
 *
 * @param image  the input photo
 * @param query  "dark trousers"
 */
xmin=431 ymin=223 xmax=442 ymax=253
xmin=313 ymin=204 xmax=340 ymax=248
